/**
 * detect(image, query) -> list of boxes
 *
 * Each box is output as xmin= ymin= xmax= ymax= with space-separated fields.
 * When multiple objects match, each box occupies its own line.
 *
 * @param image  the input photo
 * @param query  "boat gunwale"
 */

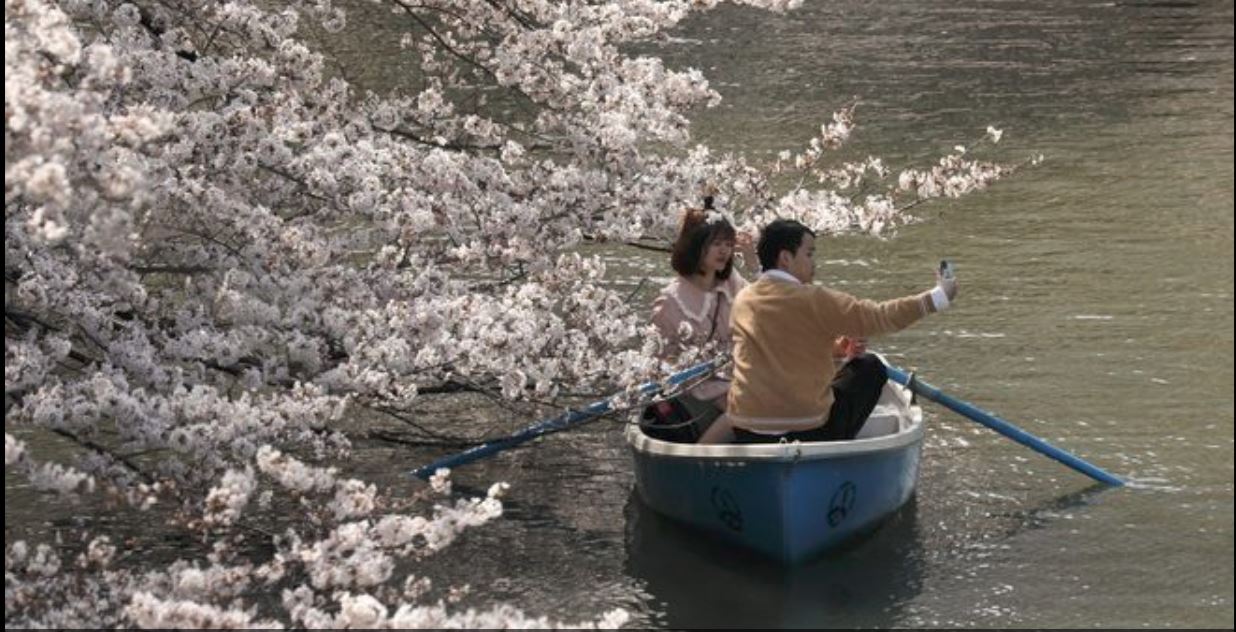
xmin=625 ymin=405 xmax=924 ymax=462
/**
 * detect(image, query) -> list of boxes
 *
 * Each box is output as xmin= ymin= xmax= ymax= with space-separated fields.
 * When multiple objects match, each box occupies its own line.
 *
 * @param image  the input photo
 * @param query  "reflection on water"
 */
xmin=983 ymin=482 xmax=1112 ymax=536
xmin=623 ymin=491 xmax=925 ymax=629
xmin=621 ymin=481 xmax=1133 ymax=628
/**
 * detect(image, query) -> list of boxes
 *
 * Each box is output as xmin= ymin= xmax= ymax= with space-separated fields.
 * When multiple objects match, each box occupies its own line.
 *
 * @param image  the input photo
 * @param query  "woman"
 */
xmin=649 ymin=199 xmax=757 ymax=441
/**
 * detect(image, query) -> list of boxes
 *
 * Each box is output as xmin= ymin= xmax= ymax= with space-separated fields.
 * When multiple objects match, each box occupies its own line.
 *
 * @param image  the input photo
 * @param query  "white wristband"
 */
xmin=929 ymin=285 xmax=950 ymax=312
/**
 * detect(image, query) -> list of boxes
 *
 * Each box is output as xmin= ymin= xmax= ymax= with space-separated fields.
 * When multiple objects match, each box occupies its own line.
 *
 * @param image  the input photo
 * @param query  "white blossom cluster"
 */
xmin=6 ymin=0 xmax=1015 ymax=626
xmin=6 ymin=431 xmax=96 ymax=495
xmin=6 ymin=457 xmax=592 ymax=627
xmin=760 ymin=106 xmax=1017 ymax=236
xmin=254 ymin=445 xmax=378 ymax=521
xmin=5 ymin=433 xmax=26 ymax=466
xmin=280 ymin=592 xmax=631 ymax=629
xmin=201 ymin=467 xmax=256 ymax=527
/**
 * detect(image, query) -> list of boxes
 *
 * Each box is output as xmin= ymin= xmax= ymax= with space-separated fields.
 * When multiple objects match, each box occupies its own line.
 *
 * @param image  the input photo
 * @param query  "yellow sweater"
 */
xmin=726 ymin=277 xmax=930 ymax=433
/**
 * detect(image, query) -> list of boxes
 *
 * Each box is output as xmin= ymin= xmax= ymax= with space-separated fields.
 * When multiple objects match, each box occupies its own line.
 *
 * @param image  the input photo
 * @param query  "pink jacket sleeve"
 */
xmin=650 ymin=291 xmax=687 ymax=360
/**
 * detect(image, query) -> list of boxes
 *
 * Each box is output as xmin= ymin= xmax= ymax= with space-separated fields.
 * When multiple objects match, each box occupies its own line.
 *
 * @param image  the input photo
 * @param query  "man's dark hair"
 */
xmin=670 ymin=209 xmax=738 ymax=279
xmin=757 ymin=219 xmax=815 ymax=272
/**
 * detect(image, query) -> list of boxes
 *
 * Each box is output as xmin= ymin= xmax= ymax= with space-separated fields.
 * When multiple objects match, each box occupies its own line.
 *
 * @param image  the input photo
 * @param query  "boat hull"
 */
xmin=627 ymin=384 xmax=923 ymax=564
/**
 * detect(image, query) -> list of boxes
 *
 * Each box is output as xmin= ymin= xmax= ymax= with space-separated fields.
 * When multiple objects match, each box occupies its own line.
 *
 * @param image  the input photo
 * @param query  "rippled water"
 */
xmin=10 ymin=0 xmax=1231 ymax=628
xmin=404 ymin=1 xmax=1233 ymax=627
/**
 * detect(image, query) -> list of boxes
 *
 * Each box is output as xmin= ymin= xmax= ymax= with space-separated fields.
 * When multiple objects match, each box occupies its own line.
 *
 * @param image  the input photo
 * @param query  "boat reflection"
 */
xmin=623 ymin=489 xmax=926 ymax=629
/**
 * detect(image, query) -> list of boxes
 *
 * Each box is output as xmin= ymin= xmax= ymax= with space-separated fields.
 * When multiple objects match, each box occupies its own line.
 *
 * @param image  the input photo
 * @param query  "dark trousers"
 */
xmin=733 ymin=354 xmax=888 ymax=444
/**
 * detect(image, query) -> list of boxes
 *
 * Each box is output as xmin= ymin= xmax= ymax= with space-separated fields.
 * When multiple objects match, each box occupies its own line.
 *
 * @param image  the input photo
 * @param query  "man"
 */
xmin=726 ymin=219 xmax=958 ymax=443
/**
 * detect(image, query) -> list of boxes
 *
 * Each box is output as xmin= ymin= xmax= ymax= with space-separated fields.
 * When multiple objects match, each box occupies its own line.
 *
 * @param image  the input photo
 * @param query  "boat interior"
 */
xmin=641 ymin=381 xmax=916 ymax=445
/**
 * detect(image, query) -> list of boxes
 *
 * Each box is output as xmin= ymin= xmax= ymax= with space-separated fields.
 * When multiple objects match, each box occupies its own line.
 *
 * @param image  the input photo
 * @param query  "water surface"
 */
xmin=9 ymin=0 xmax=1232 ymax=627
xmin=407 ymin=1 xmax=1233 ymax=627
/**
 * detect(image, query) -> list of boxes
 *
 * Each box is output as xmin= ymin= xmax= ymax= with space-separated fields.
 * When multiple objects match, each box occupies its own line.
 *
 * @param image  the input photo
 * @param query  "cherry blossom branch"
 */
xmin=49 ymin=428 xmax=156 ymax=485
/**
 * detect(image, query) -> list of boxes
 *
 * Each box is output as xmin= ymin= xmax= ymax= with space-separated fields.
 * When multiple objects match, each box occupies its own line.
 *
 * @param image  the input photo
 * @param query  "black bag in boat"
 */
xmin=640 ymin=397 xmax=701 ymax=443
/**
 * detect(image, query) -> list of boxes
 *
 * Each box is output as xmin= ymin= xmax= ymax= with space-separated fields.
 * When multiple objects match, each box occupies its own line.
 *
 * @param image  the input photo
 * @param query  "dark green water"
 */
xmin=407 ymin=1 xmax=1233 ymax=627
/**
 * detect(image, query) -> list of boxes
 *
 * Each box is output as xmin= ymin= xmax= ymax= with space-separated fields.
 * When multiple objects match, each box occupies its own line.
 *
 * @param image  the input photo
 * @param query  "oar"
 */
xmin=409 ymin=358 xmax=724 ymax=480
xmin=883 ymin=362 xmax=1124 ymax=487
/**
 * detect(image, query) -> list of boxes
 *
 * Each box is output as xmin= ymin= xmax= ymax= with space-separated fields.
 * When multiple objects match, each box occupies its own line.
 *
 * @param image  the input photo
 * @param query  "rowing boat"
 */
xmin=625 ymin=379 xmax=923 ymax=564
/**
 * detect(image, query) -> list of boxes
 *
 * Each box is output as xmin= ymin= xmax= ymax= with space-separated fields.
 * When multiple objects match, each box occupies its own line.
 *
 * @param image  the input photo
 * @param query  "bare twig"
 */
xmin=367 ymin=429 xmax=483 ymax=449
xmin=50 ymin=428 xmax=156 ymax=485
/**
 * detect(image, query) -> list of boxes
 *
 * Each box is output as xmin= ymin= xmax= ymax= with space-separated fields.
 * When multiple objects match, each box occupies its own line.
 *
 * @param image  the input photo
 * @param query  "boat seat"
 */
xmin=854 ymin=407 xmax=902 ymax=439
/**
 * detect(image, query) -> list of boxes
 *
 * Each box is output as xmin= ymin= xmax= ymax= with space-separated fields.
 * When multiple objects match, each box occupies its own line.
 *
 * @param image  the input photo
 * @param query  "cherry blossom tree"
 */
xmin=5 ymin=0 xmax=1017 ymax=626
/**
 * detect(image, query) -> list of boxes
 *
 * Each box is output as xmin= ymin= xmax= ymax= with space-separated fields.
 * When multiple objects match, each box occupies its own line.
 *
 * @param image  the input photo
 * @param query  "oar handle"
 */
xmin=408 ymin=358 xmax=724 ymax=480
xmin=884 ymin=363 xmax=1124 ymax=487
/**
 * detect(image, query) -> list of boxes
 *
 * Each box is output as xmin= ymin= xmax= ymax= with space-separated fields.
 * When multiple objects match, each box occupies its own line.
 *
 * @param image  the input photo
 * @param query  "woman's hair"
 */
xmin=670 ymin=206 xmax=738 ymax=279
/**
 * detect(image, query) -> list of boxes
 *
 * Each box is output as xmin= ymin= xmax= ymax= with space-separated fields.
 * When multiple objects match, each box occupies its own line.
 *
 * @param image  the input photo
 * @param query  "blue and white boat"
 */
xmin=625 ymin=380 xmax=923 ymax=565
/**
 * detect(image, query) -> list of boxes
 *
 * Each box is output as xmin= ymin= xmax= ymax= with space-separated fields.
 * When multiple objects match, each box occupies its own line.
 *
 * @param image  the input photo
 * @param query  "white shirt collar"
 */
xmin=761 ymin=269 xmax=802 ymax=285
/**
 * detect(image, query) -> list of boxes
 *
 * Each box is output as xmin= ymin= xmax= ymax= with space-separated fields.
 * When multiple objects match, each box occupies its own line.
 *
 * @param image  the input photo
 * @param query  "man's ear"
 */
xmin=776 ymin=249 xmax=792 ymax=270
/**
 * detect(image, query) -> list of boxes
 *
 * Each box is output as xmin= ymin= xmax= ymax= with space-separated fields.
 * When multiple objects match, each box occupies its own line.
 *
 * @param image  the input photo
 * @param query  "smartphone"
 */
xmin=939 ymin=260 xmax=955 ymax=280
